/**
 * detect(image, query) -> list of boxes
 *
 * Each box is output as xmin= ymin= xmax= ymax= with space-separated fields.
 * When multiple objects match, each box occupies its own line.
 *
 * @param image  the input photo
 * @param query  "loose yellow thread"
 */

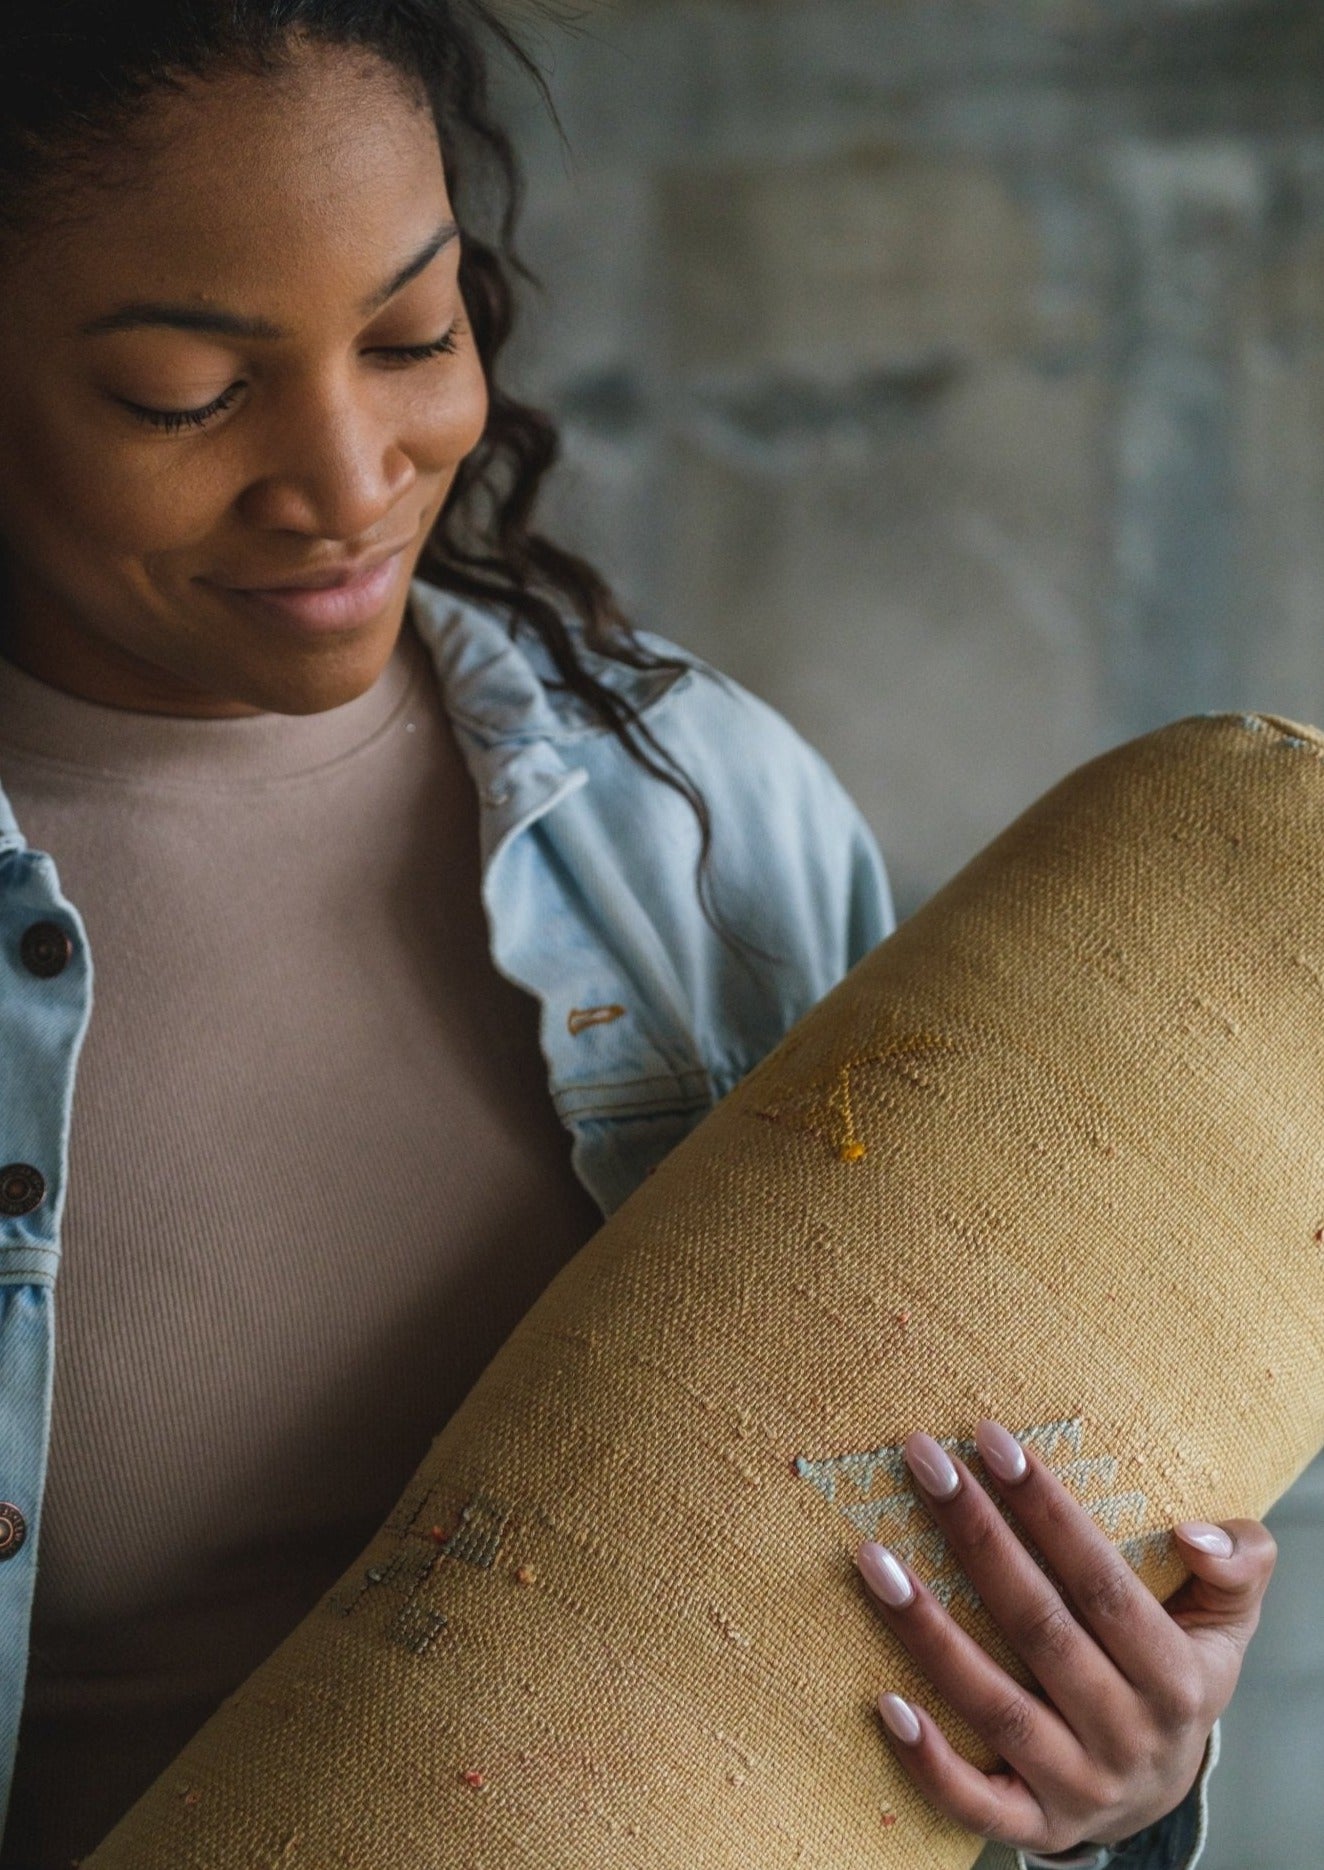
xmin=757 ymin=1032 xmax=959 ymax=1164
xmin=835 ymin=1059 xmax=866 ymax=1161
xmin=568 ymin=1004 xmax=626 ymax=1037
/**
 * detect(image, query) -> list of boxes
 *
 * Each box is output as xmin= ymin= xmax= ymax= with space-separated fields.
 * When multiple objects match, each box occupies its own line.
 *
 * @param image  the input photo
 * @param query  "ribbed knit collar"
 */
xmin=0 ymin=603 xmax=428 ymax=789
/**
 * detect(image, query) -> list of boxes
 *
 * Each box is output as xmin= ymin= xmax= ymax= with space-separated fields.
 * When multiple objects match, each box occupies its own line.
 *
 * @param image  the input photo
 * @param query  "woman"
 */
xmin=0 ymin=4 xmax=1273 ymax=1865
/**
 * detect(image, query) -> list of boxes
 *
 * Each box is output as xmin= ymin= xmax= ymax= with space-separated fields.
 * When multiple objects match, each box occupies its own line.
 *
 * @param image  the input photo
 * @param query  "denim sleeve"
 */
xmin=841 ymin=794 xmax=896 ymax=963
xmin=794 ymin=741 xmax=896 ymax=966
xmin=1007 ymin=1720 xmax=1221 ymax=1870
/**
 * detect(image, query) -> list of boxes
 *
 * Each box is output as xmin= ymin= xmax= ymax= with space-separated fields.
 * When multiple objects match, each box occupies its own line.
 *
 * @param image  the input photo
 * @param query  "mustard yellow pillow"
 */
xmin=86 ymin=712 xmax=1324 ymax=1870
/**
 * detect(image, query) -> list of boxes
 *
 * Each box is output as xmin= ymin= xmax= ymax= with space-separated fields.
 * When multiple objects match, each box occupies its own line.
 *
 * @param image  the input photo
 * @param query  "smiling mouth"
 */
xmin=204 ymin=548 xmax=409 ymax=632
xmin=213 ymin=537 xmax=415 ymax=594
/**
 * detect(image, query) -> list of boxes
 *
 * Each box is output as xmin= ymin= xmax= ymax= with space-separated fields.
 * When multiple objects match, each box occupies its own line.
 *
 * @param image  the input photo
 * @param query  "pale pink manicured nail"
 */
xmin=1175 ymin=1521 xmax=1234 ymax=1557
xmin=877 ymin=1692 xmax=922 ymax=1745
xmin=976 ymin=1418 xmax=1029 ymax=1484
xmin=857 ymin=1542 xmax=915 ymax=1607
xmin=903 ymin=1431 xmax=961 ymax=1500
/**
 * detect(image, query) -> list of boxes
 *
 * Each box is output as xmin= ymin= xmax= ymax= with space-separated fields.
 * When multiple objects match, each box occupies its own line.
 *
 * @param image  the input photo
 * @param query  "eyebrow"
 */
xmin=77 ymin=217 xmax=460 ymax=340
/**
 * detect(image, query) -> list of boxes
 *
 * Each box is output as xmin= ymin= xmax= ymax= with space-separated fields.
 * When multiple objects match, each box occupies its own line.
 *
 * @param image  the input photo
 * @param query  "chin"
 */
xmin=232 ymin=624 xmax=401 ymax=717
xmin=276 ymin=655 xmax=396 ymax=716
xmin=185 ymin=561 xmax=413 ymax=698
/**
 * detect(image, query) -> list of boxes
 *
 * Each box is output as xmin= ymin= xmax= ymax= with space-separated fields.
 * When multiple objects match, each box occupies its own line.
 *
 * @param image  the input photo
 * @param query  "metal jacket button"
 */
xmin=20 ymin=922 xmax=72 ymax=979
xmin=0 ymin=1165 xmax=45 ymax=1216
xmin=0 ymin=1504 xmax=27 ymax=1560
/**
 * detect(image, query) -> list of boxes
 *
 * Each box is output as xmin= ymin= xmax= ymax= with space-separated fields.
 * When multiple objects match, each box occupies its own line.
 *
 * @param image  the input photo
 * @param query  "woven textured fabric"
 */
xmin=86 ymin=713 xmax=1324 ymax=1870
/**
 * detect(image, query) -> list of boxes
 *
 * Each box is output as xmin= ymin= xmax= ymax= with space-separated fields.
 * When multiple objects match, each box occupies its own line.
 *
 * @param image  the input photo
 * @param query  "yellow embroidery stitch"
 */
xmin=755 ymin=1033 xmax=961 ymax=1164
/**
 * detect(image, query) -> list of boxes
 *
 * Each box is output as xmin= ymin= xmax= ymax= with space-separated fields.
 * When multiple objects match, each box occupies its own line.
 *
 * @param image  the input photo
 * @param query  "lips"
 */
xmin=217 ymin=548 xmax=408 ymax=633
xmin=221 ymin=539 xmax=413 ymax=593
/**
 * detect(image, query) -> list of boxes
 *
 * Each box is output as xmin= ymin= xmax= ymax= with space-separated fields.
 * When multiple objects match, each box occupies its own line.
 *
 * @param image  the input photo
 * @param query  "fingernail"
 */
xmin=903 ymin=1431 xmax=961 ymax=1500
xmin=1175 ymin=1521 xmax=1234 ymax=1557
xmin=976 ymin=1418 xmax=1029 ymax=1484
xmin=857 ymin=1542 xmax=916 ymax=1607
xmin=877 ymin=1691 xmax=922 ymax=1745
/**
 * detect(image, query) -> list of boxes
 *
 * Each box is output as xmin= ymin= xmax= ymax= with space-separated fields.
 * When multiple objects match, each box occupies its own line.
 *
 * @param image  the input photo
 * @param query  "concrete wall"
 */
xmin=487 ymin=3 xmax=1324 ymax=1860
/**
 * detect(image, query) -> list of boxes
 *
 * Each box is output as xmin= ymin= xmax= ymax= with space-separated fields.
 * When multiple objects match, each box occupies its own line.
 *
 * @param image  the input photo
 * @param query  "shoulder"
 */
xmin=577 ymin=624 xmax=876 ymax=859
xmin=626 ymin=628 xmax=892 ymax=927
xmin=630 ymin=628 xmax=853 ymax=806
xmin=567 ymin=624 xmax=897 ymax=1062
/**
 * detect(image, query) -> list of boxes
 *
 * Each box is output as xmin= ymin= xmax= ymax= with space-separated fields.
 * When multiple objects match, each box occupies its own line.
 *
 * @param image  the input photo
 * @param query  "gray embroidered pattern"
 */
xmin=390 ymin=1600 xmax=449 ymax=1655
xmin=796 ymin=1416 xmax=1166 ymax=1607
xmin=441 ymin=1493 xmax=509 ymax=1569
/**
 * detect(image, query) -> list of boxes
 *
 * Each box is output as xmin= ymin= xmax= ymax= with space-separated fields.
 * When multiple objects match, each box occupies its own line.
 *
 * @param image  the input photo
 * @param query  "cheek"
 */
xmin=0 ymin=398 xmax=197 ymax=568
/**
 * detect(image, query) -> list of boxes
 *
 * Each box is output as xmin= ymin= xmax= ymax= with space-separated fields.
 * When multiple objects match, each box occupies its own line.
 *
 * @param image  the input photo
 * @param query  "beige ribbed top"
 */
xmin=0 ymin=610 xmax=603 ymax=1865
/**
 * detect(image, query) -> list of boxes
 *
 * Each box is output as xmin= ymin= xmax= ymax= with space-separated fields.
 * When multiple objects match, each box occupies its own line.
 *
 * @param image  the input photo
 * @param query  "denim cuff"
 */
xmin=1022 ymin=1846 xmax=1113 ymax=1869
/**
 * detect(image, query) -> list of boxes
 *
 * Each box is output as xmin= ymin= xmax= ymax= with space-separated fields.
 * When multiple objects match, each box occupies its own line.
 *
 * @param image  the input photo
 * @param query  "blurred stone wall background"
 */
xmin=487 ymin=2 xmax=1324 ymax=1861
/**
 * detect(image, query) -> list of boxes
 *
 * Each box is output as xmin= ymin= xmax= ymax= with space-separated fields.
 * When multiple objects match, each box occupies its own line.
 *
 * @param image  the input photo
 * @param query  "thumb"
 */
xmin=1163 ymin=1517 xmax=1278 ymax=1673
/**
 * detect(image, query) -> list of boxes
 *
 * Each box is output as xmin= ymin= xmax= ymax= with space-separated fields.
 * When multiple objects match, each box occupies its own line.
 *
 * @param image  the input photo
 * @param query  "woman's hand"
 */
xmin=854 ymin=1418 xmax=1277 ymax=1859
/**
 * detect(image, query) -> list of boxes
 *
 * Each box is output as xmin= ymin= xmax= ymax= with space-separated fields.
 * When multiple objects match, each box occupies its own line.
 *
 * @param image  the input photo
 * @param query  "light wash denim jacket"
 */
xmin=0 ymin=579 xmax=1216 ymax=1865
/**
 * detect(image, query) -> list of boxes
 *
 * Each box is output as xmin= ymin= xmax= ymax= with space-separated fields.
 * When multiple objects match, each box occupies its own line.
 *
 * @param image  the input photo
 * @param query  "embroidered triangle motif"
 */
xmin=795 ymin=1415 xmax=1157 ymax=1609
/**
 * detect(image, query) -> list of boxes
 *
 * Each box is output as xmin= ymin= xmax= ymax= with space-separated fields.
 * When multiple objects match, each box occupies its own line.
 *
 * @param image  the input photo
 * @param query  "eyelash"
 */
xmin=124 ymin=321 xmax=465 ymax=435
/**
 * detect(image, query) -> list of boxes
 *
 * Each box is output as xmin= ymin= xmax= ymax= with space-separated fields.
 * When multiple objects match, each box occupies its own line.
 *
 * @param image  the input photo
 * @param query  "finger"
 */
xmin=1165 ymin=1518 xmax=1278 ymax=1703
xmin=856 ymin=1539 xmax=1087 ymax=1796
xmin=874 ymin=1688 xmax=1055 ymax=1855
xmin=968 ymin=1419 xmax=1190 ymax=1698
xmin=898 ymin=1429 xmax=1142 ymax=1747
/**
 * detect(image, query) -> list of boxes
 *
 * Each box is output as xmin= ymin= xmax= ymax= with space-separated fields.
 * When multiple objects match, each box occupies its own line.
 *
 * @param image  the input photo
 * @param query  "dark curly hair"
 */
xmin=0 ymin=0 xmax=746 ymax=945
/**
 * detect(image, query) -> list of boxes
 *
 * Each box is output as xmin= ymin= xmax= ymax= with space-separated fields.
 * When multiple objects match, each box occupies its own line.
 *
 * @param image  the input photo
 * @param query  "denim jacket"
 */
xmin=0 ymin=578 xmax=1216 ymax=1864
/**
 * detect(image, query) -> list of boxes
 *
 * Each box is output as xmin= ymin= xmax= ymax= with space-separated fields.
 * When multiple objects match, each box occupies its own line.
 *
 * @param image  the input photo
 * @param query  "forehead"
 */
xmin=7 ymin=42 xmax=450 ymax=322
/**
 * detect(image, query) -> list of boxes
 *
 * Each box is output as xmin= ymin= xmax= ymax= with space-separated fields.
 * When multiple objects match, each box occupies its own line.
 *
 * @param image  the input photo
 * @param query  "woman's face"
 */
xmin=0 ymin=35 xmax=489 ymax=718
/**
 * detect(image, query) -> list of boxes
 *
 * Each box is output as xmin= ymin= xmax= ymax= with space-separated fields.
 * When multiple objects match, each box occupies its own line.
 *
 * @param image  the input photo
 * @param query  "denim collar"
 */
xmin=407 ymin=578 xmax=694 ymax=751
xmin=406 ymin=578 xmax=703 ymax=874
xmin=0 ymin=580 xmax=693 ymax=864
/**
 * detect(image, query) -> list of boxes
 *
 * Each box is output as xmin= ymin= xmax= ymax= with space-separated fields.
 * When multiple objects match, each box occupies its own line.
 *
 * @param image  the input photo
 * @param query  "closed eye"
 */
xmin=119 ymin=320 xmax=466 ymax=436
